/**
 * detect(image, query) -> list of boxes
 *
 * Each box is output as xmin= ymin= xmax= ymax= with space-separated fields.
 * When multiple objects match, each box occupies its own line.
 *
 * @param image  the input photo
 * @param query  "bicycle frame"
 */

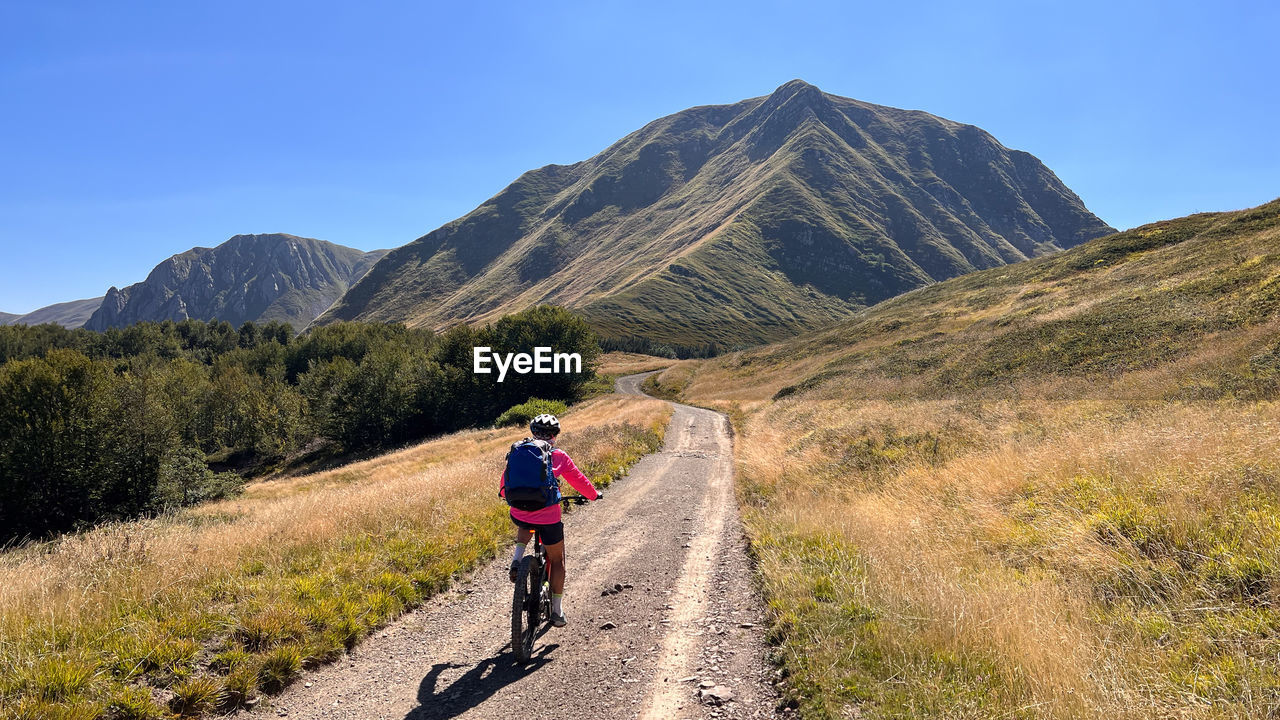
xmin=510 ymin=495 xmax=589 ymax=661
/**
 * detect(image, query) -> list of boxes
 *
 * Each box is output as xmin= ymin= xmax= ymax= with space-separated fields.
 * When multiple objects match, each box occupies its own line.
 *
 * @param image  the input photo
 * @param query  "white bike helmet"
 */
xmin=529 ymin=414 xmax=561 ymax=439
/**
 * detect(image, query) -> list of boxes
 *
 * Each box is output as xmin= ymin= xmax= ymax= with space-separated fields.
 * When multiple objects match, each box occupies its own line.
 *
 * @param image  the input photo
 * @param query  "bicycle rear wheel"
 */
xmin=511 ymin=555 xmax=540 ymax=661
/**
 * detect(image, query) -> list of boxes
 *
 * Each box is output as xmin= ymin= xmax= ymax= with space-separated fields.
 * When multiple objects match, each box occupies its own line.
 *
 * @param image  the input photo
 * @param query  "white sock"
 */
xmin=512 ymin=543 xmax=526 ymax=563
xmin=552 ymin=593 xmax=563 ymax=615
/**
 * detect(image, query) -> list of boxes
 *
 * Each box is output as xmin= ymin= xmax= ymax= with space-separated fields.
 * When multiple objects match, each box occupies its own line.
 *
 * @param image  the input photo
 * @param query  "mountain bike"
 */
xmin=511 ymin=495 xmax=594 ymax=661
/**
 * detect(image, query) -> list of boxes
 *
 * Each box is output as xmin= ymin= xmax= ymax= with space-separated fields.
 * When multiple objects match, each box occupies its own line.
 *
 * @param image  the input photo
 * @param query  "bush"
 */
xmin=494 ymin=398 xmax=568 ymax=428
xmin=152 ymin=446 xmax=245 ymax=511
xmin=0 ymin=350 xmax=125 ymax=538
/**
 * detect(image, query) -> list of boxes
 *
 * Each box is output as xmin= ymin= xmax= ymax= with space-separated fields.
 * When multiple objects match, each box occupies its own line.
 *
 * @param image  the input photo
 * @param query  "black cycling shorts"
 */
xmin=510 ymin=515 xmax=565 ymax=546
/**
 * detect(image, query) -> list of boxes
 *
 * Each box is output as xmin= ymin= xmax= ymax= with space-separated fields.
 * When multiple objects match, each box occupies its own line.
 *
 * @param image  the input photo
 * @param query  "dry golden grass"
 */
xmin=595 ymin=351 xmax=679 ymax=377
xmin=741 ymin=375 xmax=1280 ymax=718
xmin=0 ymin=394 xmax=671 ymax=719
xmin=665 ymin=337 xmax=1280 ymax=719
xmin=653 ymin=352 xmax=834 ymax=411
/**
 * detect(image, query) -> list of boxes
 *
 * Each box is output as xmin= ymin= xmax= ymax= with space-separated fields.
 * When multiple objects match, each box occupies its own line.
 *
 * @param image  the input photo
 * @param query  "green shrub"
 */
xmin=494 ymin=398 xmax=568 ymax=428
xmin=17 ymin=656 xmax=97 ymax=703
xmin=107 ymin=685 xmax=167 ymax=720
xmin=232 ymin=607 xmax=307 ymax=652
xmin=221 ymin=663 xmax=260 ymax=710
xmin=153 ymin=446 xmax=245 ymax=511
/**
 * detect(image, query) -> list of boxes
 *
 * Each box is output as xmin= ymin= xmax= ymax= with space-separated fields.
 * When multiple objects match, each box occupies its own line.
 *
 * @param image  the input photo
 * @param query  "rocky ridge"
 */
xmin=85 ymin=234 xmax=387 ymax=332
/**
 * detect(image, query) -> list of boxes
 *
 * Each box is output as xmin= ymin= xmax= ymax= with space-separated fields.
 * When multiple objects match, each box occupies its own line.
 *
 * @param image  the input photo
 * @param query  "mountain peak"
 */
xmin=84 ymin=236 xmax=389 ymax=332
xmin=225 ymin=232 xmax=305 ymax=248
xmin=318 ymin=84 xmax=1114 ymax=349
xmin=773 ymin=79 xmax=819 ymax=94
xmin=767 ymin=79 xmax=824 ymax=106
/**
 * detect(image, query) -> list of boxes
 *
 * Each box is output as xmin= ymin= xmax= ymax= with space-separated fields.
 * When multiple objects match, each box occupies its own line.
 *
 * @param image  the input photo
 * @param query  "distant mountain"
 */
xmin=0 ymin=297 xmax=103 ymax=328
xmin=317 ymin=80 xmax=1113 ymax=348
xmin=85 ymin=234 xmax=387 ymax=332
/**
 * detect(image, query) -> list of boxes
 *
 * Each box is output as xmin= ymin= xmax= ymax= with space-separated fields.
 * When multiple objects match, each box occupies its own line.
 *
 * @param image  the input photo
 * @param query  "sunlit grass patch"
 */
xmin=751 ymin=520 xmax=1041 ymax=719
xmin=738 ymin=395 xmax=1280 ymax=719
xmin=256 ymin=645 xmax=303 ymax=694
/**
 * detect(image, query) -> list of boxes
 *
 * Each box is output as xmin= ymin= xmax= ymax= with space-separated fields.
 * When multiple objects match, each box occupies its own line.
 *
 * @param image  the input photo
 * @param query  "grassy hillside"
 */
xmin=651 ymin=199 xmax=1280 ymax=718
xmin=319 ymin=80 xmax=1111 ymax=349
xmin=0 ymin=394 xmax=670 ymax=719
xmin=0 ymin=297 xmax=103 ymax=329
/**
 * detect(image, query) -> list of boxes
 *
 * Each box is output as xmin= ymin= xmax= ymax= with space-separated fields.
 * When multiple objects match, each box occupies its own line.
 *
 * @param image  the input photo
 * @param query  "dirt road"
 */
xmin=249 ymin=373 xmax=778 ymax=720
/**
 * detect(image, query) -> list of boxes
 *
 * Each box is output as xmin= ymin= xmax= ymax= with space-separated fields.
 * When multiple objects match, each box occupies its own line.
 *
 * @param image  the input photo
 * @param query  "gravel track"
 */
xmin=247 ymin=372 xmax=779 ymax=720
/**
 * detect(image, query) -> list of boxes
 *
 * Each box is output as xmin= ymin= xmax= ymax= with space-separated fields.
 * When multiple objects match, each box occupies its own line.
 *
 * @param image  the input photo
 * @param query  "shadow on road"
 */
xmin=403 ymin=641 xmax=559 ymax=720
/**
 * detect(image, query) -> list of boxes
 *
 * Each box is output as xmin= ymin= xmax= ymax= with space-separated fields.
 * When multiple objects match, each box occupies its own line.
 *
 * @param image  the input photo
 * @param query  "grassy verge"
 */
xmin=641 ymin=360 xmax=697 ymax=401
xmin=0 ymin=394 xmax=671 ymax=719
xmin=738 ymin=390 xmax=1279 ymax=719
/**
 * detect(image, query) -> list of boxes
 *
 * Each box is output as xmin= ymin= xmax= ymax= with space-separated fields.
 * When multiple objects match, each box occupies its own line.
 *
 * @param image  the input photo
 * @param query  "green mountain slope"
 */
xmin=319 ymin=80 xmax=1113 ymax=347
xmin=673 ymin=197 xmax=1280 ymax=402
xmin=85 ymin=234 xmax=388 ymax=332
xmin=0 ymin=297 xmax=104 ymax=329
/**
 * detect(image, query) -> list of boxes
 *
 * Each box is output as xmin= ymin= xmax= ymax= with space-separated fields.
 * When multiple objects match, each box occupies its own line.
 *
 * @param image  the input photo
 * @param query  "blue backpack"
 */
xmin=503 ymin=439 xmax=560 ymax=511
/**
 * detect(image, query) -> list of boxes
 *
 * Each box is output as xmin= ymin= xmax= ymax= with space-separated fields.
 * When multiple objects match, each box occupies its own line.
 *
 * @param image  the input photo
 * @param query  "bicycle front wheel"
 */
xmin=511 ymin=555 xmax=539 ymax=661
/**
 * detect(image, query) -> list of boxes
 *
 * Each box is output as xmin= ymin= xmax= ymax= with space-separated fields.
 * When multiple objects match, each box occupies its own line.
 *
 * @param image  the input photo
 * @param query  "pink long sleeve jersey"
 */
xmin=500 ymin=448 xmax=598 ymax=524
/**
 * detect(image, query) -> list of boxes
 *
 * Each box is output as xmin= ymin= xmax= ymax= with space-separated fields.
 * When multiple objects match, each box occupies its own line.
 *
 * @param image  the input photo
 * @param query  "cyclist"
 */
xmin=499 ymin=413 xmax=600 ymax=627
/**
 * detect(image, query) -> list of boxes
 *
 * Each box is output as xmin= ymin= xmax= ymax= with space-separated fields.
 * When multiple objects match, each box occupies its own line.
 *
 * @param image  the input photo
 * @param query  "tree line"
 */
xmin=0 ymin=306 xmax=600 ymax=543
xmin=598 ymin=334 xmax=731 ymax=359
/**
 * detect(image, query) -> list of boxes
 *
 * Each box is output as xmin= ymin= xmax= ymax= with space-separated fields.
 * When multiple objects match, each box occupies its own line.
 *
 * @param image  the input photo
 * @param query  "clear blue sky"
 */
xmin=2 ymin=1 xmax=1276 ymax=313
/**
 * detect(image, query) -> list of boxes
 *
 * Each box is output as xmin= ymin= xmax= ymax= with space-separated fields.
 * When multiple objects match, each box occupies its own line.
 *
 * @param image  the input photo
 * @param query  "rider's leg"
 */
xmin=510 ymin=526 xmax=534 ymax=582
xmin=544 ymin=540 xmax=566 ymax=594
xmin=540 ymin=523 xmax=568 ymax=625
xmin=513 ymin=527 xmax=533 ymax=562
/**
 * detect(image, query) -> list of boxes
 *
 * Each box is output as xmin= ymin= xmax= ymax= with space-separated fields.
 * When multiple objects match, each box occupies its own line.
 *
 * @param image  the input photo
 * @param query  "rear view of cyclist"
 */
xmin=499 ymin=413 xmax=599 ymax=627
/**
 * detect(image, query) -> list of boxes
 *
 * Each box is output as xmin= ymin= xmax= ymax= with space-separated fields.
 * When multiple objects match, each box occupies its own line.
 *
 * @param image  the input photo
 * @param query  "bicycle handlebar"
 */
xmin=561 ymin=494 xmax=597 ymax=506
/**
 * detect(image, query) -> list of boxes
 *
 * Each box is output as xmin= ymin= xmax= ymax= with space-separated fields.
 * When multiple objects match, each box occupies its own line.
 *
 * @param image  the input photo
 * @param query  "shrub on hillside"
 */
xmin=152 ymin=446 xmax=245 ymax=511
xmin=494 ymin=399 xmax=568 ymax=428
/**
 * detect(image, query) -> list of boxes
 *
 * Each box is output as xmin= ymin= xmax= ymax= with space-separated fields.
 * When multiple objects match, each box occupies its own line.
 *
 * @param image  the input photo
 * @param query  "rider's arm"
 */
xmin=551 ymin=449 xmax=598 ymax=500
xmin=498 ymin=469 xmax=506 ymax=498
